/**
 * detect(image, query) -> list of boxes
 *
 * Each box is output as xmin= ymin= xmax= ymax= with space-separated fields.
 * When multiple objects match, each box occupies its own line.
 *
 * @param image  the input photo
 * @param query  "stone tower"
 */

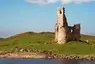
xmin=55 ymin=7 xmax=68 ymax=44
xmin=55 ymin=7 xmax=81 ymax=44
xmin=57 ymin=7 xmax=68 ymax=26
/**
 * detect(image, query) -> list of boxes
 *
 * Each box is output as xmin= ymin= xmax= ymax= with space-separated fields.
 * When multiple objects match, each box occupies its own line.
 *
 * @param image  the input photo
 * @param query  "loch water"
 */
xmin=0 ymin=58 xmax=95 ymax=64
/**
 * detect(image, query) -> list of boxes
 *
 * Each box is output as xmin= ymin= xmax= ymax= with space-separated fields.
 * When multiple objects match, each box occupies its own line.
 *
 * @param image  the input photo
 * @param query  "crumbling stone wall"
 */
xmin=73 ymin=24 xmax=81 ymax=41
xmin=55 ymin=23 xmax=58 ymax=42
xmin=66 ymin=24 xmax=81 ymax=42
xmin=57 ymin=23 xmax=67 ymax=44
xmin=55 ymin=7 xmax=81 ymax=44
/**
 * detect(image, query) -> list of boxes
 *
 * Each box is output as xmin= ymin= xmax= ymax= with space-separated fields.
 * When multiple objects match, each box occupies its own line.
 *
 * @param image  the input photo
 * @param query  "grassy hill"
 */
xmin=0 ymin=32 xmax=95 ymax=55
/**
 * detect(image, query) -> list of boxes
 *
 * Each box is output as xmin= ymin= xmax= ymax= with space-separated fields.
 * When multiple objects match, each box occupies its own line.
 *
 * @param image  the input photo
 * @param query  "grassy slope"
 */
xmin=0 ymin=32 xmax=95 ymax=55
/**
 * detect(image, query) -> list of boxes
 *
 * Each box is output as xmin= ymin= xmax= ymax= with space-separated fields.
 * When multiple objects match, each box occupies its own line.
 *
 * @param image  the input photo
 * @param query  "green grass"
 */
xmin=0 ymin=32 xmax=95 ymax=55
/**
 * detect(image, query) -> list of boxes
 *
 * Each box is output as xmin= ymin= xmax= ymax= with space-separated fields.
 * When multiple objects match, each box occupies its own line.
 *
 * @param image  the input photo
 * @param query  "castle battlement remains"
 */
xmin=55 ymin=7 xmax=81 ymax=44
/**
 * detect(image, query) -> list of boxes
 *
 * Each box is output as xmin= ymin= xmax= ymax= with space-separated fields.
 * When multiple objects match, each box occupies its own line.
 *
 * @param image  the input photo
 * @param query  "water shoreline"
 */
xmin=0 ymin=51 xmax=95 ymax=61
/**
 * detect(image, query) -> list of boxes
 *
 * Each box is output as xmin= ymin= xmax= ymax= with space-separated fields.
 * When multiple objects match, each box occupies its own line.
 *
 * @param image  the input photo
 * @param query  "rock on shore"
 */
xmin=0 ymin=50 xmax=95 ymax=61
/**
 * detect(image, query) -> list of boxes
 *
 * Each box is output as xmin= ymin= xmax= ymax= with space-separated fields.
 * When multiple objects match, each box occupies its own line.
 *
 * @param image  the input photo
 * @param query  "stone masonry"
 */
xmin=55 ymin=7 xmax=81 ymax=44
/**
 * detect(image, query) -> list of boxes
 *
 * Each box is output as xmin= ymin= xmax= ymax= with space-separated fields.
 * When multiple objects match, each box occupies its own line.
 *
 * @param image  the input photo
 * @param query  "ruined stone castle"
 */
xmin=55 ymin=7 xmax=81 ymax=44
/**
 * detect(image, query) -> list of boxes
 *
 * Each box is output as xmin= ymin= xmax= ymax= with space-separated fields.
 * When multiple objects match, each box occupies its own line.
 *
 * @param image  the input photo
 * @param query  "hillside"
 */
xmin=0 ymin=32 xmax=95 ymax=54
xmin=0 ymin=38 xmax=4 ymax=40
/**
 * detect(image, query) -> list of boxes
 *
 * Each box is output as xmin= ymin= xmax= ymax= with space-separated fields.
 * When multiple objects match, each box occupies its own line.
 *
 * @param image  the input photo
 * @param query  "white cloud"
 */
xmin=47 ymin=0 xmax=59 ymax=3
xmin=25 ymin=0 xmax=95 ymax=5
xmin=26 ymin=0 xmax=47 ymax=5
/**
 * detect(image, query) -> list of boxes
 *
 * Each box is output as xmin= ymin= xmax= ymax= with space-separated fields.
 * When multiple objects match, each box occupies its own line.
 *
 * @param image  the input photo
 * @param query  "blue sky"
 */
xmin=0 ymin=0 xmax=95 ymax=38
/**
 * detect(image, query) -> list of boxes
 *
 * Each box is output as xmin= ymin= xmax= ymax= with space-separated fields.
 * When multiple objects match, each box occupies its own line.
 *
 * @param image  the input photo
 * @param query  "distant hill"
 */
xmin=0 ymin=38 xmax=4 ymax=40
xmin=5 ymin=32 xmax=54 ymax=41
xmin=81 ymin=34 xmax=95 ymax=41
xmin=5 ymin=32 xmax=95 ymax=41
